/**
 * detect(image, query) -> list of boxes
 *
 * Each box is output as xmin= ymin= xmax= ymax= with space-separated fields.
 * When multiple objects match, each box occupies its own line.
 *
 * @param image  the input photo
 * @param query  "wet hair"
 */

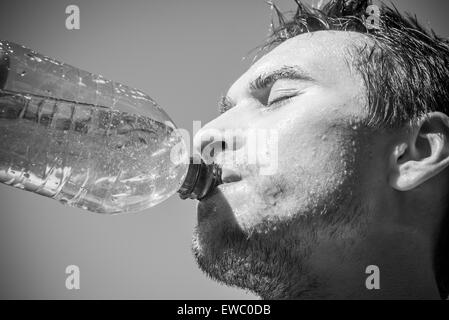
xmin=262 ymin=0 xmax=449 ymax=127
xmin=261 ymin=0 xmax=449 ymax=299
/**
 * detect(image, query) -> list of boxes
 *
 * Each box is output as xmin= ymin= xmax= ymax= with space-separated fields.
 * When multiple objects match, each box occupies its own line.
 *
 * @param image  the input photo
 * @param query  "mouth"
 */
xmin=221 ymin=167 xmax=242 ymax=184
xmin=197 ymin=180 xmax=244 ymax=224
xmin=199 ymin=166 xmax=243 ymax=202
xmin=199 ymin=179 xmax=241 ymax=202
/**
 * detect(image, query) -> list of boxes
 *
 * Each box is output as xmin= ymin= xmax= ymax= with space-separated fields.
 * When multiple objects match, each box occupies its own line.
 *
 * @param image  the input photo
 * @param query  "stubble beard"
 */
xmin=191 ymin=177 xmax=366 ymax=300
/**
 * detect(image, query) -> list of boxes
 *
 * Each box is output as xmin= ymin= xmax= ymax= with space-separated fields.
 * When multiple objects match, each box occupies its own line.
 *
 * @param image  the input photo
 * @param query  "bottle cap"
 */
xmin=178 ymin=156 xmax=222 ymax=200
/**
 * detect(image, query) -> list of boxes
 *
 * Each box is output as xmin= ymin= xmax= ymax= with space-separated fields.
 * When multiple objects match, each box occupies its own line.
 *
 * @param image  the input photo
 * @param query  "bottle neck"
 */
xmin=178 ymin=156 xmax=222 ymax=200
xmin=0 ymin=53 xmax=9 ymax=90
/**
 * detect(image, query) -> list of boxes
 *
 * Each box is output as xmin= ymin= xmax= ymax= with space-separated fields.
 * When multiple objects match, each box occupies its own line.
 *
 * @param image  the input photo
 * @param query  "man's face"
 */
xmin=192 ymin=31 xmax=385 ymax=298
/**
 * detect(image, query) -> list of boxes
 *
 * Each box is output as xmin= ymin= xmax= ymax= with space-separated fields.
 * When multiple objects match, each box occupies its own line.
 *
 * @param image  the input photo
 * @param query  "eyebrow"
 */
xmin=249 ymin=65 xmax=314 ymax=91
xmin=218 ymin=65 xmax=314 ymax=114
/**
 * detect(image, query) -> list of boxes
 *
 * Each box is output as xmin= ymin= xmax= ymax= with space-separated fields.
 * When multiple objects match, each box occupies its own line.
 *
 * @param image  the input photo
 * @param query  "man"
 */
xmin=191 ymin=0 xmax=449 ymax=299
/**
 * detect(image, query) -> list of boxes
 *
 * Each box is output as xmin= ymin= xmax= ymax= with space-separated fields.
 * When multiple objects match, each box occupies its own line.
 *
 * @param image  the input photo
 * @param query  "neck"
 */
xmin=319 ymin=230 xmax=440 ymax=299
xmin=263 ymin=233 xmax=441 ymax=300
xmin=263 ymin=216 xmax=442 ymax=300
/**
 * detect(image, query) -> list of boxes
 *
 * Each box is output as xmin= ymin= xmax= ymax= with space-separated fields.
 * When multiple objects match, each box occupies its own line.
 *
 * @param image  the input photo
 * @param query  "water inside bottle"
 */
xmin=0 ymin=89 xmax=188 ymax=213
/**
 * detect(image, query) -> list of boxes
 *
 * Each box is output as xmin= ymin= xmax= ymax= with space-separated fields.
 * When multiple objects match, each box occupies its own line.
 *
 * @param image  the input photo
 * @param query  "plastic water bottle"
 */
xmin=0 ymin=41 xmax=221 ymax=214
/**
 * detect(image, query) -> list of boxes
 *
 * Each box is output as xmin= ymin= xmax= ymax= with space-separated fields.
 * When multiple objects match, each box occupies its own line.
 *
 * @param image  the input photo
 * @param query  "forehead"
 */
xmin=230 ymin=31 xmax=372 ymax=93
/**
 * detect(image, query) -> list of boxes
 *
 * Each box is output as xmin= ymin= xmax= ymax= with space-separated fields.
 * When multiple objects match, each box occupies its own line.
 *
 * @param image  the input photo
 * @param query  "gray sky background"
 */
xmin=0 ymin=0 xmax=447 ymax=299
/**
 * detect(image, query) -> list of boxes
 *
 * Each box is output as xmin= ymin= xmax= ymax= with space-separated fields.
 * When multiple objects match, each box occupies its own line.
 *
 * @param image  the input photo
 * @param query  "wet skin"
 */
xmin=191 ymin=31 xmax=446 ymax=299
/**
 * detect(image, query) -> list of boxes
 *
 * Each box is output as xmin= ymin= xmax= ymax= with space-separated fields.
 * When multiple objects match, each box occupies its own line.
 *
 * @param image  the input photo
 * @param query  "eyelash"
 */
xmin=252 ymin=75 xmax=302 ymax=109
xmin=266 ymin=94 xmax=296 ymax=109
xmin=218 ymin=84 xmax=301 ymax=114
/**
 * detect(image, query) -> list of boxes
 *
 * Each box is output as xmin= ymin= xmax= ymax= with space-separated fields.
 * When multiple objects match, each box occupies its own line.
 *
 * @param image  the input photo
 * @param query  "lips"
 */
xmin=221 ymin=167 xmax=242 ymax=184
xmin=199 ymin=167 xmax=242 ymax=203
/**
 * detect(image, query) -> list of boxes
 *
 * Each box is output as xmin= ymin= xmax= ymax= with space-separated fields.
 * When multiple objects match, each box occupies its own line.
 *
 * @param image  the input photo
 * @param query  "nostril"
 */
xmin=221 ymin=167 xmax=242 ymax=183
xmin=201 ymin=140 xmax=227 ymax=161
xmin=221 ymin=141 xmax=227 ymax=152
xmin=210 ymin=141 xmax=227 ymax=158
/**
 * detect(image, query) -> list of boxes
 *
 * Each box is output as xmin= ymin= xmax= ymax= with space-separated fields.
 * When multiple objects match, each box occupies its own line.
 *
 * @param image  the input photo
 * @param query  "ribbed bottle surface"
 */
xmin=0 ymin=41 xmax=189 ymax=214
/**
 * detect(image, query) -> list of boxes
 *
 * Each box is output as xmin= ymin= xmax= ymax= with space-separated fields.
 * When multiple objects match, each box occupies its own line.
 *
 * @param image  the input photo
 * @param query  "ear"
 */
xmin=389 ymin=112 xmax=449 ymax=191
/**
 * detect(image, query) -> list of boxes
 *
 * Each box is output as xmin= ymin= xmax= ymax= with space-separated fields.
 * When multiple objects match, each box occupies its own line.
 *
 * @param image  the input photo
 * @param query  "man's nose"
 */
xmin=193 ymin=126 xmax=247 ymax=163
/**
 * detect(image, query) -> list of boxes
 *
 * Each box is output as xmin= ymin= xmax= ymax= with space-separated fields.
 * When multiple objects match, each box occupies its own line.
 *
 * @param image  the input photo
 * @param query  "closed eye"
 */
xmin=250 ymin=66 xmax=314 ymax=107
xmin=266 ymin=93 xmax=301 ymax=109
xmin=268 ymin=94 xmax=296 ymax=106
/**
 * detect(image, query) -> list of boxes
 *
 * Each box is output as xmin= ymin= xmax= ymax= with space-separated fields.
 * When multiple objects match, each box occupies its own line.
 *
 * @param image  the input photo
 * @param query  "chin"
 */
xmin=196 ymin=179 xmax=254 ymax=227
xmin=194 ymin=188 xmax=244 ymax=253
xmin=191 ymin=195 xmax=315 ymax=299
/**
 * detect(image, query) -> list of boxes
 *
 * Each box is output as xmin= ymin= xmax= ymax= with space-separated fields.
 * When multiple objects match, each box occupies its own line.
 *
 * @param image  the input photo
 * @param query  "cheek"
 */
xmin=231 ymin=125 xmax=361 ymax=230
xmin=277 ymin=119 xmax=352 ymax=194
xmin=217 ymin=175 xmax=300 ymax=232
xmin=217 ymin=99 xmax=368 ymax=231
